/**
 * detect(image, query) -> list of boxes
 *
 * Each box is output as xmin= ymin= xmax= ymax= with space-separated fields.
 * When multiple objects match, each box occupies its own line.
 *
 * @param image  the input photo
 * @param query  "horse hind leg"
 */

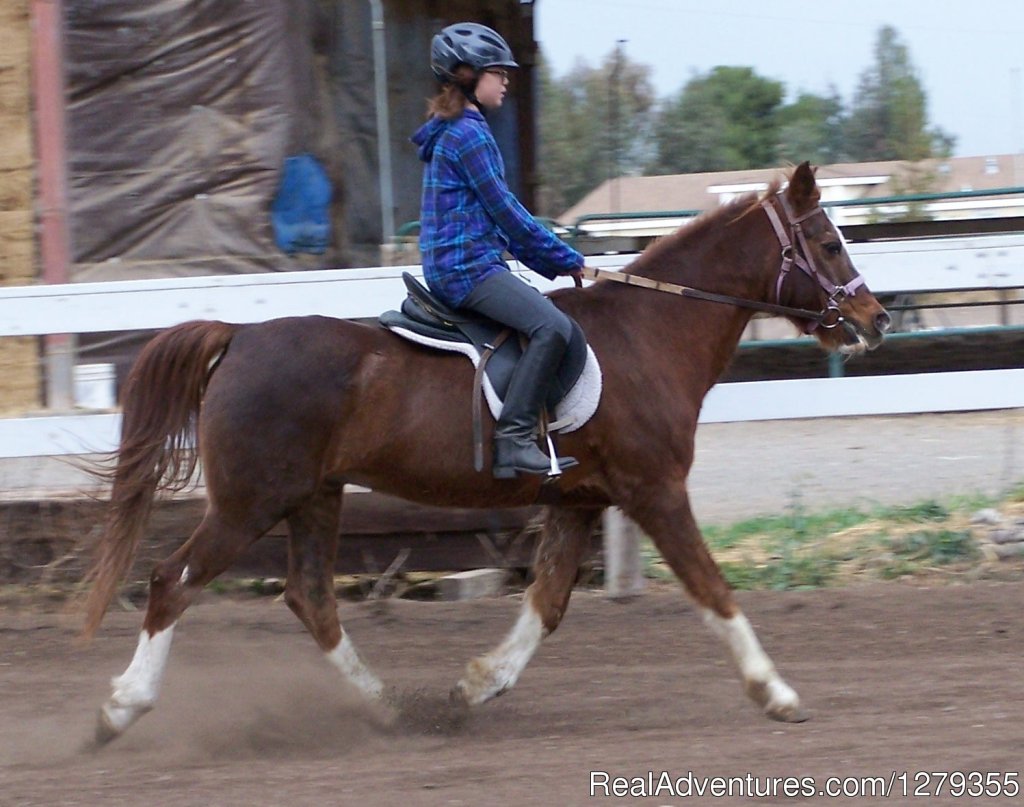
xmin=282 ymin=484 xmax=387 ymax=707
xmin=628 ymin=482 xmax=806 ymax=723
xmin=95 ymin=509 xmax=270 ymax=745
xmin=453 ymin=506 xmax=602 ymax=706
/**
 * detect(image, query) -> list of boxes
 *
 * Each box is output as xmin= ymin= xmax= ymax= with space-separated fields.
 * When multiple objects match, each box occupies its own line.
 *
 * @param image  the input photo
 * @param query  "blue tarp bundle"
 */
xmin=271 ymin=154 xmax=332 ymax=255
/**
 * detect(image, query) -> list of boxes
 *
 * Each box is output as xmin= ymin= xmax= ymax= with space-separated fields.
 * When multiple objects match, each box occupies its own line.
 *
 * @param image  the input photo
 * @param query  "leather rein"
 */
xmin=577 ymin=196 xmax=866 ymax=331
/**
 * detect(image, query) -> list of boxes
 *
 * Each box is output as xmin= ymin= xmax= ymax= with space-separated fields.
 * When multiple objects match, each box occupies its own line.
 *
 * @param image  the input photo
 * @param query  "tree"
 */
xmin=844 ymin=25 xmax=955 ymax=162
xmin=646 ymin=66 xmax=784 ymax=175
xmin=536 ymin=52 xmax=655 ymax=216
xmin=775 ymin=89 xmax=847 ymax=166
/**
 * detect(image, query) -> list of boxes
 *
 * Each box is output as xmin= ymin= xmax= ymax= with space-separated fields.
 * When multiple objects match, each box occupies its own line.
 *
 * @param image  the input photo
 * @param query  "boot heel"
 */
xmin=492 ymin=464 xmax=518 ymax=480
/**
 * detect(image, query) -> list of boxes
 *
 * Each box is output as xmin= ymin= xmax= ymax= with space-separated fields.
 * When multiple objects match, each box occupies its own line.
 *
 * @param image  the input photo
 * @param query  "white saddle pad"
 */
xmin=388 ymin=327 xmax=602 ymax=433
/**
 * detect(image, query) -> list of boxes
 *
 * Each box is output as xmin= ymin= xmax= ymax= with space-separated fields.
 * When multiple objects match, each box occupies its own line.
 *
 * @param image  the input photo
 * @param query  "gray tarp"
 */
xmin=63 ymin=0 xmax=534 ymax=281
xmin=66 ymin=0 xmax=329 ymax=281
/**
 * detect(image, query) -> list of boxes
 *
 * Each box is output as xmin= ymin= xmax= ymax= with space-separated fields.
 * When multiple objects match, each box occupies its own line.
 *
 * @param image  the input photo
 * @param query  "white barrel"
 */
xmin=73 ymin=363 xmax=117 ymax=409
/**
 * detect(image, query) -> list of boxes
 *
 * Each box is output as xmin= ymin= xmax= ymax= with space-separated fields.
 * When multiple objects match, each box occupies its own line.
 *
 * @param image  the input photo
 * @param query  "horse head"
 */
xmin=768 ymin=161 xmax=891 ymax=354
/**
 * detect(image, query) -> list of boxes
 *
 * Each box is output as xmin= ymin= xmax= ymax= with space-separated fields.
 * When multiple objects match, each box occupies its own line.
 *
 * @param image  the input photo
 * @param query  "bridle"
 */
xmin=578 ymin=194 xmax=867 ymax=331
xmin=760 ymin=195 xmax=866 ymax=331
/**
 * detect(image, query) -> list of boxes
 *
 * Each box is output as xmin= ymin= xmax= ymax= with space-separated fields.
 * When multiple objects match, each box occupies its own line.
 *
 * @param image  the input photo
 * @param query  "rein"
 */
xmin=577 ymin=196 xmax=867 ymax=330
xmin=576 ymin=266 xmax=828 ymax=323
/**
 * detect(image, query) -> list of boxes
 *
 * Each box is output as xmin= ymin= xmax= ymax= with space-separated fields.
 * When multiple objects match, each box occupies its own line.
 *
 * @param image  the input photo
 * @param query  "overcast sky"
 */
xmin=534 ymin=0 xmax=1024 ymax=159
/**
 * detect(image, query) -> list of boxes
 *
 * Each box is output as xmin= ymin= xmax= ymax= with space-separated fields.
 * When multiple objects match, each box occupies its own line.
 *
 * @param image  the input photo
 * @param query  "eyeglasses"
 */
xmin=484 ymin=68 xmax=510 ymax=81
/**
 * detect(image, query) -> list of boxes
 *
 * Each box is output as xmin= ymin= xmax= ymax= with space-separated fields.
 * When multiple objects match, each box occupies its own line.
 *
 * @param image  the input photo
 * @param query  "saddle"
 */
xmin=379 ymin=273 xmax=598 ymax=470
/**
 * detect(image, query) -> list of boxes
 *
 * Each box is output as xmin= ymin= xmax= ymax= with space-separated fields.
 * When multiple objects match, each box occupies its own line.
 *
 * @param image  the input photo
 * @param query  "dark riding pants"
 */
xmin=460 ymin=270 xmax=574 ymax=349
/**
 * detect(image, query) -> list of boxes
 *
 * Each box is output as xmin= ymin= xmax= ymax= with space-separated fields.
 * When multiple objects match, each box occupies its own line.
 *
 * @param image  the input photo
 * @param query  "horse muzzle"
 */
xmin=838 ymin=305 xmax=891 ymax=353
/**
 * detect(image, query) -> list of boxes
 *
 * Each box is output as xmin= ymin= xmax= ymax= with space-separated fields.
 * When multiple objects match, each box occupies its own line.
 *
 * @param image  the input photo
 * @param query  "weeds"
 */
xmin=641 ymin=488 xmax=1022 ymax=591
xmin=888 ymin=529 xmax=978 ymax=565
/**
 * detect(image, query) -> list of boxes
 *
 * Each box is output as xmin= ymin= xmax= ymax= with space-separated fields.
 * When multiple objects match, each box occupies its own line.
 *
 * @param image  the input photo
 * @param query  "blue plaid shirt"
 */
xmin=412 ymin=109 xmax=583 ymax=307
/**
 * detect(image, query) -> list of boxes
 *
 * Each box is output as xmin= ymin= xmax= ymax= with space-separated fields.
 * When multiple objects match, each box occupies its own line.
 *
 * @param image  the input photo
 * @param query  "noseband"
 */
xmin=579 ymin=195 xmax=865 ymax=330
xmin=761 ymin=196 xmax=866 ymax=331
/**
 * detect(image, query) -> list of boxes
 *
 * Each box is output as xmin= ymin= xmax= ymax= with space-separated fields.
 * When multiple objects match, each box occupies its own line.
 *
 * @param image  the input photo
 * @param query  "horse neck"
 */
xmin=605 ymin=282 xmax=755 ymax=395
xmin=640 ymin=205 xmax=777 ymax=302
xmin=616 ymin=210 xmax=776 ymax=387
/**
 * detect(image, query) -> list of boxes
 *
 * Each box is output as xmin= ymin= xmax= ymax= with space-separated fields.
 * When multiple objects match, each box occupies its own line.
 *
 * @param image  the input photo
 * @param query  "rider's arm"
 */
xmin=456 ymin=132 xmax=583 ymax=278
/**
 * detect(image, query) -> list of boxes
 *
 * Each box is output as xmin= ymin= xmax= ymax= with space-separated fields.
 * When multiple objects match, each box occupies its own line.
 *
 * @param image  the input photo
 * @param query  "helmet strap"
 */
xmin=457 ymin=75 xmax=482 ymax=111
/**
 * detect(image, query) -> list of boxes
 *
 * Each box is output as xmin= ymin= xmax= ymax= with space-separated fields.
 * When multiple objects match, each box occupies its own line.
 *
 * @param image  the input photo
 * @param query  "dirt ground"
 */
xmin=1 ymin=581 xmax=1022 ymax=807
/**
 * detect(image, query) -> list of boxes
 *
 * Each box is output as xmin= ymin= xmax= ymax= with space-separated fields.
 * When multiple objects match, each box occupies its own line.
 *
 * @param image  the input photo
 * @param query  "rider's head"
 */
xmin=428 ymin=22 xmax=518 ymax=118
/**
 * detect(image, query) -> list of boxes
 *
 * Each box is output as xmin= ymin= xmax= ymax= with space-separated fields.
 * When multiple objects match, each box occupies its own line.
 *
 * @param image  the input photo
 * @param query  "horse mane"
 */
xmin=625 ymin=176 xmax=784 ymax=277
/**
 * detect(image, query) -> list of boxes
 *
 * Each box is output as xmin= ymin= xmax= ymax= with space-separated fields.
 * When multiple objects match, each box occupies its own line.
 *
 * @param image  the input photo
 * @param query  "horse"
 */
xmin=81 ymin=162 xmax=891 ymax=745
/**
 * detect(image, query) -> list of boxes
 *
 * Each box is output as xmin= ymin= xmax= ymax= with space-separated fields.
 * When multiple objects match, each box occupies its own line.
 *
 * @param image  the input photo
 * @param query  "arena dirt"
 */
xmin=1 ymin=582 xmax=1022 ymax=806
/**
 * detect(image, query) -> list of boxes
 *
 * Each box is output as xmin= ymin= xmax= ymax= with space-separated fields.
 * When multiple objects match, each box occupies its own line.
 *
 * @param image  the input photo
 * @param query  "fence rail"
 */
xmin=3 ymin=234 xmax=1024 ymax=338
xmin=1 ymin=236 xmax=1023 ymax=460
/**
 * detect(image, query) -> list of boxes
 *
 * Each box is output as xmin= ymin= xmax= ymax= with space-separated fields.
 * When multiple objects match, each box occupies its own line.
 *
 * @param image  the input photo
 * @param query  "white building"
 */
xmin=559 ymin=154 xmax=1024 ymax=247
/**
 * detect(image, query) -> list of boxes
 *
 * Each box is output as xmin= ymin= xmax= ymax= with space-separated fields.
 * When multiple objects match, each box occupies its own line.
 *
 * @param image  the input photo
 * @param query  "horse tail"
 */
xmin=81 ymin=320 xmax=236 ymax=639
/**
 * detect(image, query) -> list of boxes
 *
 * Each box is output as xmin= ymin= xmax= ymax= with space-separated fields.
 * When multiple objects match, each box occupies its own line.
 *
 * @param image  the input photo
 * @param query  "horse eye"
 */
xmin=824 ymin=242 xmax=842 ymax=257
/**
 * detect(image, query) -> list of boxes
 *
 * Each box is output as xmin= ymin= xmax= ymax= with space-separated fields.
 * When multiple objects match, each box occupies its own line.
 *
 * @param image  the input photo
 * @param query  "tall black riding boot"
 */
xmin=492 ymin=331 xmax=578 ymax=479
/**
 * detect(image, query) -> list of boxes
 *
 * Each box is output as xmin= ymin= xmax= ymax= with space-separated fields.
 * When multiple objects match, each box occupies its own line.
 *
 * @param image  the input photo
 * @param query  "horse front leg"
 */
xmin=629 ymin=480 xmax=807 ymax=723
xmin=452 ymin=506 xmax=602 ymax=706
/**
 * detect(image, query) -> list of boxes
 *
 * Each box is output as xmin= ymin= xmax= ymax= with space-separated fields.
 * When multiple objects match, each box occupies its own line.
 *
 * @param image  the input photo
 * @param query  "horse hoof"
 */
xmin=449 ymin=682 xmax=470 ymax=708
xmin=91 ymin=710 xmax=122 ymax=749
xmin=747 ymin=679 xmax=807 ymax=723
xmin=766 ymin=702 xmax=810 ymax=723
xmin=373 ymin=691 xmax=402 ymax=730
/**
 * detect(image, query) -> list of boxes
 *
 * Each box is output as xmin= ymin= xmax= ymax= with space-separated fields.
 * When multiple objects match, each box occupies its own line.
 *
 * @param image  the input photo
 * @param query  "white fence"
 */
xmin=2 ymin=236 xmax=1024 ymax=459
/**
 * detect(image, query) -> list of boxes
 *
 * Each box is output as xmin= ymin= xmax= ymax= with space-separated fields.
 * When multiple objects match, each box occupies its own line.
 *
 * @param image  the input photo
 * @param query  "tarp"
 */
xmin=65 ymin=0 xmax=330 ymax=280
xmin=61 ymin=0 xmax=535 ymax=280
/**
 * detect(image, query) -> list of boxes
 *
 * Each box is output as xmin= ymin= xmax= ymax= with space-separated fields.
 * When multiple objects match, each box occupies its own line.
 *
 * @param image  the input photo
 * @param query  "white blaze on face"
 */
xmin=835 ymin=222 xmax=850 ymax=253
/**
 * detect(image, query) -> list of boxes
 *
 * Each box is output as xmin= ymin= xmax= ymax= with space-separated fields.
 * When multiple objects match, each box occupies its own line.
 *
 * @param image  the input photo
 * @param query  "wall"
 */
xmin=0 ymin=0 xmax=539 ymax=412
xmin=65 ymin=0 xmax=333 ymax=282
xmin=328 ymin=0 xmax=536 ymax=266
xmin=0 ymin=0 xmax=40 ymax=413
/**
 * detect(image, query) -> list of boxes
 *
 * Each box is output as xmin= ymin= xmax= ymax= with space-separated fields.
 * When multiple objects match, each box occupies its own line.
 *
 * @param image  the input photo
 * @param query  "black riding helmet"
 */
xmin=430 ymin=22 xmax=518 ymax=83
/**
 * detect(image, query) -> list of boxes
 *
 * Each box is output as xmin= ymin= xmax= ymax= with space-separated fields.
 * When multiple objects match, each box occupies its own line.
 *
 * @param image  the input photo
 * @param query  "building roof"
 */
xmin=558 ymin=154 xmax=1024 ymax=226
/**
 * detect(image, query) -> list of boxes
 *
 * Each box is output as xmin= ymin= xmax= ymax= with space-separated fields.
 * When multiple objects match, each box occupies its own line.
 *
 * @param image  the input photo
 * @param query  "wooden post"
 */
xmin=603 ymin=507 xmax=644 ymax=599
xmin=31 ymin=0 xmax=75 ymax=410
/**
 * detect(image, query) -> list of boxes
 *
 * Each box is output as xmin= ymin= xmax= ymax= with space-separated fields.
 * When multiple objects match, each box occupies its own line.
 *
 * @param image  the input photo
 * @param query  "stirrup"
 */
xmin=545 ymin=432 xmax=565 ymax=477
xmin=492 ymin=434 xmax=577 ymax=479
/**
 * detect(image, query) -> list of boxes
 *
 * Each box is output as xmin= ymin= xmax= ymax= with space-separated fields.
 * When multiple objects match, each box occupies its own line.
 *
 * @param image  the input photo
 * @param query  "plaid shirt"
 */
xmin=412 ymin=109 xmax=583 ymax=307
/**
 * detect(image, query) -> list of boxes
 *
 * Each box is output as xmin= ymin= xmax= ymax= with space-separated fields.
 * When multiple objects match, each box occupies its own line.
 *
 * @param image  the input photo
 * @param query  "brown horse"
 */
xmin=83 ymin=162 xmax=890 ymax=745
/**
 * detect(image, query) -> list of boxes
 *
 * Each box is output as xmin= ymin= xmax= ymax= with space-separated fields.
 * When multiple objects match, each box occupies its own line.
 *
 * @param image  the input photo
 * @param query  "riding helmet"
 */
xmin=430 ymin=22 xmax=518 ymax=82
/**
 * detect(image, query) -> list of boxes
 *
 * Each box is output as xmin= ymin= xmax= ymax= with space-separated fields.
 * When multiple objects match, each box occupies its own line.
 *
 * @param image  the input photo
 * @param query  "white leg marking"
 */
xmin=99 ymin=626 xmax=175 ymax=738
xmin=702 ymin=609 xmax=804 ymax=721
xmin=325 ymin=633 xmax=385 ymax=701
xmin=179 ymin=565 xmax=190 ymax=585
xmin=456 ymin=598 xmax=546 ymax=705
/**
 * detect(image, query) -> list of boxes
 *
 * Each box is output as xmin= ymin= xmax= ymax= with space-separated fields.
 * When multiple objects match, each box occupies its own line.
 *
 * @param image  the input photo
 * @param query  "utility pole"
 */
xmin=609 ymin=39 xmax=626 ymax=212
xmin=31 ymin=0 xmax=75 ymax=409
xmin=1012 ymin=68 xmax=1023 ymax=186
xmin=369 ymin=0 xmax=394 ymax=244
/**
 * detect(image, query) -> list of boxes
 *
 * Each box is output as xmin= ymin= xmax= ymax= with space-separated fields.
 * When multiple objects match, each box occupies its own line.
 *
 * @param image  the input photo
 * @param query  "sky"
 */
xmin=534 ymin=0 xmax=1024 ymax=159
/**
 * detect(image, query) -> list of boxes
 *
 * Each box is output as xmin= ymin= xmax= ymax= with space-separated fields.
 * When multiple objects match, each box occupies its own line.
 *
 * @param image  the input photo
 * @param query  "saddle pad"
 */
xmin=386 ymin=326 xmax=602 ymax=434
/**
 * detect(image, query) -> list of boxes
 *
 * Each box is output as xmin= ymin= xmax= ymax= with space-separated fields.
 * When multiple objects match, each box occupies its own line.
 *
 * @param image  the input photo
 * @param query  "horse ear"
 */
xmin=786 ymin=161 xmax=820 ymax=212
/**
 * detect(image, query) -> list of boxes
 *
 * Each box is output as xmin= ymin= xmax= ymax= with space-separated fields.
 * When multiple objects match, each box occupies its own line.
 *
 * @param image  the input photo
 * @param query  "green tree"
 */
xmin=776 ymin=89 xmax=847 ymax=165
xmin=844 ymin=25 xmax=955 ymax=162
xmin=646 ymin=66 xmax=784 ymax=175
xmin=536 ymin=52 xmax=655 ymax=215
